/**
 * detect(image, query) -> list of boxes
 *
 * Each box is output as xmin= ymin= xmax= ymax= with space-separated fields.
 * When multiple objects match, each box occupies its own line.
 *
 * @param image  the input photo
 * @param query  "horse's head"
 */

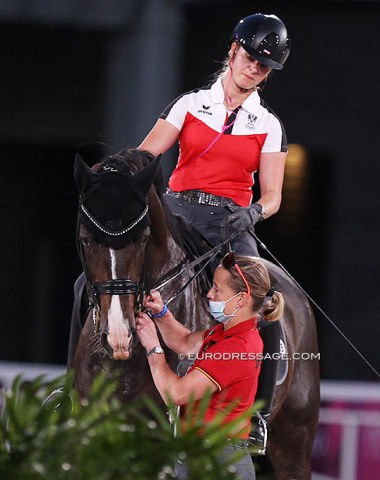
xmin=74 ymin=149 xmax=161 ymax=360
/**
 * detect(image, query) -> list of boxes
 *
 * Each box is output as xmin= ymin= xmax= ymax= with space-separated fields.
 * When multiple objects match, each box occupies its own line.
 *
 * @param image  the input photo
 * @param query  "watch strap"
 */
xmin=147 ymin=346 xmax=164 ymax=357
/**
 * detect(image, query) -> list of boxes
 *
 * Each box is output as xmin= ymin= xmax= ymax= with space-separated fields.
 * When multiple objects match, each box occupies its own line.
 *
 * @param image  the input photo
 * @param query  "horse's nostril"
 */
xmin=114 ymin=351 xmax=131 ymax=360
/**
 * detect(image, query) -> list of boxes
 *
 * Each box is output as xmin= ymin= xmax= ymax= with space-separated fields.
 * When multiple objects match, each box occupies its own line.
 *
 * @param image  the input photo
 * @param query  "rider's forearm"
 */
xmin=255 ymin=190 xmax=282 ymax=219
xmin=147 ymin=353 xmax=185 ymax=405
xmin=154 ymin=310 xmax=202 ymax=355
xmin=147 ymin=351 xmax=216 ymax=406
xmin=257 ymin=151 xmax=286 ymax=218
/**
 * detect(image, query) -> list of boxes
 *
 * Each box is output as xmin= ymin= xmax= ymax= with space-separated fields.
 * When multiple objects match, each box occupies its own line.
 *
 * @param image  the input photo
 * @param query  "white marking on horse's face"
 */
xmin=107 ymin=248 xmax=133 ymax=359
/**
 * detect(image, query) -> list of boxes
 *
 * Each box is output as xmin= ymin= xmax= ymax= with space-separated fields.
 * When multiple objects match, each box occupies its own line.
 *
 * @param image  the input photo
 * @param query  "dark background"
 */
xmin=0 ymin=0 xmax=379 ymax=380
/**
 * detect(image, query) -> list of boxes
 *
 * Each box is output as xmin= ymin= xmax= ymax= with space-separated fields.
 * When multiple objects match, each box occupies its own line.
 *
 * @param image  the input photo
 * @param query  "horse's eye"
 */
xmin=134 ymin=235 xmax=148 ymax=248
xmin=81 ymin=238 xmax=92 ymax=249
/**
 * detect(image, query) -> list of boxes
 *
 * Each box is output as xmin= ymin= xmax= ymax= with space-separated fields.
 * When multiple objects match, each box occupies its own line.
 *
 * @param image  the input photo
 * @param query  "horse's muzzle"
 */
xmin=101 ymin=327 xmax=138 ymax=360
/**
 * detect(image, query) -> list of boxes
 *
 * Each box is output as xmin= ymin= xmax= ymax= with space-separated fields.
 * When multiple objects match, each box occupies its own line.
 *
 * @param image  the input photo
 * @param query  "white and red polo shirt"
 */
xmin=160 ymin=78 xmax=287 ymax=207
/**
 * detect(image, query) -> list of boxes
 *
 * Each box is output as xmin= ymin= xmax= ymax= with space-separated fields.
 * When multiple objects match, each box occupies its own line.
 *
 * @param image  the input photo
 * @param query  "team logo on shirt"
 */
xmin=198 ymin=105 xmax=212 ymax=115
xmin=245 ymin=113 xmax=258 ymax=130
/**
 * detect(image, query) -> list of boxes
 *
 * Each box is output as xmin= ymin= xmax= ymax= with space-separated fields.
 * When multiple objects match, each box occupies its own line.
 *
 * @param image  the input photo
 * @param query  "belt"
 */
xmin=225 ymin=438 xmax=250 ymax=449
xmin=166 ymin=188 xmax=237 ymax=208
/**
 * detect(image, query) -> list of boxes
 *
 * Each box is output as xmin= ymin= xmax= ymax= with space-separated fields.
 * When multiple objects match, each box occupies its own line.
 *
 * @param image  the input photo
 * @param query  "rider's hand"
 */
xmin=136 ymin=312 xmax=160 ymax=352
xmin=222 ymin=204 xmax=263 ymax=235
xmin=143 ymin=290 xmax=164 ymax=316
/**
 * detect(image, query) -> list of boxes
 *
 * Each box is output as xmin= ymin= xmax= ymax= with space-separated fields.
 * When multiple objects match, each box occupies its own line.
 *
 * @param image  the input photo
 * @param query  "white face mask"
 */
xmin=208 ymin=292 xmax=241 ymax=324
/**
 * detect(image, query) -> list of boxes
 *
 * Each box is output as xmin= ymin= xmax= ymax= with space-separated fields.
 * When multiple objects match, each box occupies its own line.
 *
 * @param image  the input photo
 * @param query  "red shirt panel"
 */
xmin=183 ymin=319 xmax=263 ymax=438
xmin=169 ymin=113 xmax=267 ymax=206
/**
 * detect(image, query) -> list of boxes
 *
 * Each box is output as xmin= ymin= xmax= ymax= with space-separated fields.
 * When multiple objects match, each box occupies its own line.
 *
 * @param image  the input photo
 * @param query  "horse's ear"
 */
xmin=134 ymin=154 xmax=162 ymax=195
xmin=74 ymin=153 xmax=100 ymax=193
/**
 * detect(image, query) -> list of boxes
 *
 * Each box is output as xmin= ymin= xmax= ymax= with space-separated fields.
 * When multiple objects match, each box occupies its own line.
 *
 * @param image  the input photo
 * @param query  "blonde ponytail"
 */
xmin=262 ymin=290 xmax=284 ymax=322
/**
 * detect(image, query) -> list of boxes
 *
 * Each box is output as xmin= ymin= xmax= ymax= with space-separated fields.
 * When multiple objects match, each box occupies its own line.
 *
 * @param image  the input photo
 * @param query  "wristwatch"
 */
xmin=147 ymin=346 xmax=164 ymax=357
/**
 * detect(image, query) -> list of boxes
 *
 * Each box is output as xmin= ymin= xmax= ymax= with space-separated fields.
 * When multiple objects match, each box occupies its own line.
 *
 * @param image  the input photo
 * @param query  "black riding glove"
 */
xmin=222 ymin=204 xmax=264 ymax=235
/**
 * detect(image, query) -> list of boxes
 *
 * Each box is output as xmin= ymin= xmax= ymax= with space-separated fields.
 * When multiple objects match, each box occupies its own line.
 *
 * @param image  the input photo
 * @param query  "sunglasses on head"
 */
xmin=221 ymin=251 xmax=251 ymax=297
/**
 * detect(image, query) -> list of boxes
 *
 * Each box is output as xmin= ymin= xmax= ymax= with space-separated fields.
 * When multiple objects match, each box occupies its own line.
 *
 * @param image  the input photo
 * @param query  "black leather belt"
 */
xmin=166 ymin=188 xmax=237 ymax=208
xmin=225 ymin=438 xmax=250 ymax=449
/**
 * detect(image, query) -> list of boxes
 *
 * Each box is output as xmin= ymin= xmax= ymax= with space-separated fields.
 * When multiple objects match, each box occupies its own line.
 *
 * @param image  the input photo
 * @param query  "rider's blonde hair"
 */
xmin=222 ymin=254 xmax=284 ymax=321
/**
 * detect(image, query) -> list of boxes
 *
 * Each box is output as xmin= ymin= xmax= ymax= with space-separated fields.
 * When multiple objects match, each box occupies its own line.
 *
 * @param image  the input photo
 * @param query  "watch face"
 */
xmin=148 ymin=346 xmax=164 ymax=356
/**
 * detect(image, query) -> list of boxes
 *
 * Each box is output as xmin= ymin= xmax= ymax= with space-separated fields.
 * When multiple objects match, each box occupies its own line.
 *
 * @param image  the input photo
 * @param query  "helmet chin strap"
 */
xmin=238 ymin=85 xmax=257 ymax=93
xmin=223 ymin=66 xmax=258 ymax=106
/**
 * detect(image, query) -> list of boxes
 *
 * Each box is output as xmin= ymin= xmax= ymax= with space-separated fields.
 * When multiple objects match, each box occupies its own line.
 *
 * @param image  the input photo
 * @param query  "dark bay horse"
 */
xmin=70 ymin=148 xmax=319 ymax=480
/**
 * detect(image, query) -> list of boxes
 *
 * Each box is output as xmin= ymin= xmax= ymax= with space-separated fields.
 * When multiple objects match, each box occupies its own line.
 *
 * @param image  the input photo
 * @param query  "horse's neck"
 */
xmin=147 ymin=191 xmax=210 ymax=328
xmin=149 ymin=235 xmax=186 ymax=283
xmin=147 ymin=191 xmax=188 ymax=282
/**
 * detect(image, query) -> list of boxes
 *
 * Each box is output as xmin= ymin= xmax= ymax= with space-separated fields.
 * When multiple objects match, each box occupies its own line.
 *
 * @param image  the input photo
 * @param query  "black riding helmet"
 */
xmin=231 ymin=13 xmax=291 ymax=70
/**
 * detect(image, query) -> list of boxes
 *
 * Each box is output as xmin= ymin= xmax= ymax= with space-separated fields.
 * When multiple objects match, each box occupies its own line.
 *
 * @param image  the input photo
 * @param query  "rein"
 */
xmin=153 ymin=230 xmax=242 ymax=305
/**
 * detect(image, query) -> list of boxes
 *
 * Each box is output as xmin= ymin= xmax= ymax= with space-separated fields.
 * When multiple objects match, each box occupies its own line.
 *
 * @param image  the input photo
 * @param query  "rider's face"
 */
xmin=207 ymin=267 xmax=243 ymax=317
xmin=229 ymin=46 xmax=271 ymax=90
xmin=207 ymin=267 xmax=235 ymax=301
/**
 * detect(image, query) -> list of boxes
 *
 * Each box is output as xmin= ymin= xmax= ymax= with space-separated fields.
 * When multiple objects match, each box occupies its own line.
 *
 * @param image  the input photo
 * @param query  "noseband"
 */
xmin=82 ymin=251 xmax=148 ymax=334
xmin=89 ymin=257 xmax=148 ymax=334
xmin=92 ymin=279 xmax=141 ymax=296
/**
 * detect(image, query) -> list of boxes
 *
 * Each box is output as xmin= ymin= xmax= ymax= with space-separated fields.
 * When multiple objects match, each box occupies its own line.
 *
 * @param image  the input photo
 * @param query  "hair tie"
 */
xmin=266 ymin=288 xmax=275 ymax=298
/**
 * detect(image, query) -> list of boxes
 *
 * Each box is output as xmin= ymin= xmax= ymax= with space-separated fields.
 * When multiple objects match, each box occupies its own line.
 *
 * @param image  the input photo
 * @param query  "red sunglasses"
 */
xmin=221 ymin=251 xmax=251 ymax=297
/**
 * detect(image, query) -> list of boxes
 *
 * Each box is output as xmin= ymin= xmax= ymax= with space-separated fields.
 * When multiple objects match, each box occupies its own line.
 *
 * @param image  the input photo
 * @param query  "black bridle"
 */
xmin=92 ymin=249 xmax=149 ymax=309
xmin=77 ymin=202 xmax=241 ymax=335
xmin=77 ymin=214 xmax=150 ymax=334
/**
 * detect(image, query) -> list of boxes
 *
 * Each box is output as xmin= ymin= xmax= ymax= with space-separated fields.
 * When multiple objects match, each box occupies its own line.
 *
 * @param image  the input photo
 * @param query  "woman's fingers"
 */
xmin=143 ymin=290 xmax=164 ymax=312
xmin=136 ymin=312 xmax=151 ymax=327
xmin=136 ymin=312 xmax=160 ymax=351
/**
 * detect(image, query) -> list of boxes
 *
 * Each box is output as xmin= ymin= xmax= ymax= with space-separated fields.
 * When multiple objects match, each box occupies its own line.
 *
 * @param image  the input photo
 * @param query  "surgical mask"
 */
xmin=208 ymin=292 xmax=241 ymax=324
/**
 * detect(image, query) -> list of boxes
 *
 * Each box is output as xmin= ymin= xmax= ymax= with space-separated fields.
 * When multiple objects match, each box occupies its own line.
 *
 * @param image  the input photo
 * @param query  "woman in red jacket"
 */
xmin=136 ymin=252 xmax=284 ymax=479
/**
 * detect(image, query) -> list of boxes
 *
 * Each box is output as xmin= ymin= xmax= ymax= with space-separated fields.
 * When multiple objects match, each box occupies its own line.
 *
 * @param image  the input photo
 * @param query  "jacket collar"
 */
xmin=207 ymin=318 xmax=257 ymax=342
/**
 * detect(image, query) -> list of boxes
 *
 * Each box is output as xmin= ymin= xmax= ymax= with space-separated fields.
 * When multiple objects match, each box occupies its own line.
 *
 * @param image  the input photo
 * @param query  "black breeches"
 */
xmin=164 ymin=194 xmax=260 ymax=257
